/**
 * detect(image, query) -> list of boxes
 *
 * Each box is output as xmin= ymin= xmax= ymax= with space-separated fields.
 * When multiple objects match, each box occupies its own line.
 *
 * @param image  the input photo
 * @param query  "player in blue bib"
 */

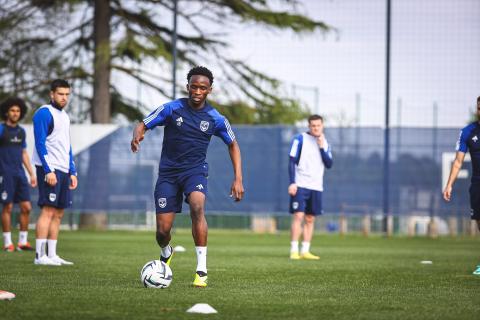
xmin=443 ymin=96 xmax=480 ymax=275
xmin=131 ymin=66 xmax=244 ymax=287
xmin=0 ymin=97 xmax=37 ymax=252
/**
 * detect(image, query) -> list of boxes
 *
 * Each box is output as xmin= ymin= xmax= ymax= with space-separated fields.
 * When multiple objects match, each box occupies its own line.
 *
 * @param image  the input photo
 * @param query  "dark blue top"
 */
xmin=0 ymin=123 xmax=27 ymax=176
xmin=143 ymin=98 xmax=236 ymax=176
xmin=457 ymin=122 xmax=480 ymax=181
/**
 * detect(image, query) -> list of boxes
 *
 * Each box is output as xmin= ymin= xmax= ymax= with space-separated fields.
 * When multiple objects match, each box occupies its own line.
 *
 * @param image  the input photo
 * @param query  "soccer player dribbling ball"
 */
xmin=443 ymin=96 xmax=480 ymax=275
xmin=131 ymin=66 xmax=244 ymax=287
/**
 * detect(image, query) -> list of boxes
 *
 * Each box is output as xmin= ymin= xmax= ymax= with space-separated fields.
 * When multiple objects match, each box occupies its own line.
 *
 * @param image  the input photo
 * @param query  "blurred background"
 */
xmin=1 ymin=0 xmax=479 ymax=235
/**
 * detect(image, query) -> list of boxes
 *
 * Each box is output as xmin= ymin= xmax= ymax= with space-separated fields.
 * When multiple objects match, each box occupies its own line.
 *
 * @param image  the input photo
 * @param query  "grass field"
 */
xmin=1 ymin=230 xmax=480 ymax=320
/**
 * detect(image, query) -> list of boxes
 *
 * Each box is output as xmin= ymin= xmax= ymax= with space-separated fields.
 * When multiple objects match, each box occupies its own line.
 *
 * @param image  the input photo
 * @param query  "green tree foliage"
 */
xmin=0 ymin=0 xmax=331 ymax=124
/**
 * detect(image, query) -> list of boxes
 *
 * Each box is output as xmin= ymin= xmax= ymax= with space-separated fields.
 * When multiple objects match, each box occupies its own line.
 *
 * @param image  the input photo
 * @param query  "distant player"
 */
xmin=443 ymin=96 xmax=480 ymax=275
xmin=0 ymin=97 xmax=37 ymax=252
xmin=288 ymin=115 xmax=333 ymax=260
xmin=32 ymin=79 xmax=78 ymax=266
xmin=131 ymin=66 xmax=244 ymax=287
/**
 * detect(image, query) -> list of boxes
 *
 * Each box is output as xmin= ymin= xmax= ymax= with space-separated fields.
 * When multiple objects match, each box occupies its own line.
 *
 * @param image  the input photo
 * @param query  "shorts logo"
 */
xmin=158 ymin=198 xmax=167 ymax=208
xmin=1 ymin=191 xmax=7 ymax=201
xmin=292 ymin=202 xmax=299 ymax=210
xmin=49 ymin=193 xmax=56 ymax=202
xmin=200 ymin=121 xmax=209 ymax=132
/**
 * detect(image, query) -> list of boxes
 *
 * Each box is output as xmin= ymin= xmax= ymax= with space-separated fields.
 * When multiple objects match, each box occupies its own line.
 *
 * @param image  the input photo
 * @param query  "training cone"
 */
xmin=0 ymin=290 xmax=15 ymax=300
xmin=186 ymin=303 xmax=218 ymax=314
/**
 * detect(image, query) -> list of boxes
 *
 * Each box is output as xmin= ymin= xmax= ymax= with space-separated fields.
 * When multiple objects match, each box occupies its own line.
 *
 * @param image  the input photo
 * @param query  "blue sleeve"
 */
xmin=321 ymin=148 xmax=333 ymax=169
xmin=142 ymin=104 xmax=173 ymax=130
xmin=33 ymin=108 xmax=53 ymax=173
xmin=213 ymin=115 xmax=236 ymax=145
xmin=456 ymin=127 xmax=470 ymax=153
xmin=21 ymin=127 xmax=27 ymax=149
xmin=69 ymin=146 xmax=76 ymax=176
xmin=288 ymin=135 xmax=302 ymax=184
xmin=0 ymin=124 xmax=3 ymax=138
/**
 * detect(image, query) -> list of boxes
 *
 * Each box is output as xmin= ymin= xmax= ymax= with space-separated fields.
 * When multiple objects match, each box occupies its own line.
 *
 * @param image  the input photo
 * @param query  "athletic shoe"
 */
xmin=34 ymin=255 xmax=61 ymax=266
xmin=0 ymin=290 xmax=15 ymax=300
xmin=301 ymin=252 xmax=320 ymax=260
xmin=49 ymin=255 xmax=74 ymax=265
xmin=160 ymin=245 xmax=174 ymax=266
xmin=473 ymin=265 xmax=480 ymax=275
xmin=192 ymin=271 xmax=208 ymax=287
xmin=16 ymin=242 xmax=34 ymax=251
xmin=3 ymin=244 xmax=14 ymax=252
xmin=290 ymin=251 xmax=301 ymax=260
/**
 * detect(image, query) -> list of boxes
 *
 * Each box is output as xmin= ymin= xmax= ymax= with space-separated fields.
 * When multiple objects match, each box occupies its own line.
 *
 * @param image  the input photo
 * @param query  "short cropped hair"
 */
xmin=0 ymin=97 xmax=28 ymax=121
xmin=308 ymin=114 xmax=323 ymax=123
xmin=187 ymin=66 xmax=214 ymax=85
xmin=50 ymin=79 xmax=71 ymax=92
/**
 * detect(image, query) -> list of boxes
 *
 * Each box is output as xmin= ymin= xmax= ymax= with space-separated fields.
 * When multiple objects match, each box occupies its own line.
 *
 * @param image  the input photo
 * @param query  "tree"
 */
xmin=0 ymin=0 xmax=331 ymax=124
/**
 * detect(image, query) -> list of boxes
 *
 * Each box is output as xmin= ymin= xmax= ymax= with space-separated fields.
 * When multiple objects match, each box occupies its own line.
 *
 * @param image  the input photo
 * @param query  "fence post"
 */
xmin=386 ymin=215 xmax=393 ymax=237
xmin=339 ymin=214 xmax=347 ymax=236
xmin=407 ymin=216 xmax=415 ymax=237
xmin=470 ymin=220 xmax=478 ymax=237
xmin=448 ymin=216 xmax=457 ymax=237
xmin=362 ymin=214 xmax=370 ymax=237
xmin=427 ymin=217 xmax=438 ymax=238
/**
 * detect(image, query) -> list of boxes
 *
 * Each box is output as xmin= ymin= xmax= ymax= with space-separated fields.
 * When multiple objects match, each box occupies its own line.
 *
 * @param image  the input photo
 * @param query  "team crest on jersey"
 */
xmin=200 ymin=121 xmax=209 ymax=132
xmin=176 ymin=117 xmax=183 ymax=126
xmin=49 ymin=193 xmax=56 ymax=202
xmin=1 ymin=191 xmax=7 ymax=201
xmin=292 ymin=202 xmax=299 ymax=210
xmin=473 ymin=135 xmax=478 ymax=143
xmin=158 ymin=197 xmax=167 ymax=208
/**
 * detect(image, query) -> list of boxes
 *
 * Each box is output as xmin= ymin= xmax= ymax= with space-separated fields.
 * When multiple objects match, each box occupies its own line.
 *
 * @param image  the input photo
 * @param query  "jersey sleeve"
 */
xmin=456 ymin=128 xmax=469 ymax=153
xmin=33 ymin=108 xmax=54 ymax=173
xmin=320 ymin=138 xmax=333 ymax=169
xmin=69 ymin=146 xmax=77 ymax=176
xmin=142 ymin=104 xmax=173 ymax=129
xmin=21 ymin=127 xmax=27 ymax=149
xmin=288 ymin=134 xmax=303 ymax=184
xmin=214 ymin=116 xmax=236 ymax=145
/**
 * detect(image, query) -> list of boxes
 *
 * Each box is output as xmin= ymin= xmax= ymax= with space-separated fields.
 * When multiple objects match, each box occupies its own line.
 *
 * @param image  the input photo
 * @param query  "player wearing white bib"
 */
xmin=288 ymin=115 xmax=332 ymax=260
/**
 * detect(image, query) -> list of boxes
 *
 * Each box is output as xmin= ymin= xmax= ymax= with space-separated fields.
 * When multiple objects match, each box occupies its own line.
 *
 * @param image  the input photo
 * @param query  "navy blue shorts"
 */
xmin=289 ymin=187 xmax=323 ymax=216
xmin=154 ymin=168 xmax=208 ymax=214
xmin=469 ymin=182 xmax=480 ymax=220
xmin=0 ymin=173 xmax=31 ymax=204
xmin=36 ymin=166 xmax=72 ymax=209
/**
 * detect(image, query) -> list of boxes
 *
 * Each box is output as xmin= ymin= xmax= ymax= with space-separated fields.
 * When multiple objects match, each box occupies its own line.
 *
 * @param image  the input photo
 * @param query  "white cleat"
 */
xmin=34 ymin=255 xmax=61 ymax=266
xmin=49 ymin=255 xmax=74 ymax=265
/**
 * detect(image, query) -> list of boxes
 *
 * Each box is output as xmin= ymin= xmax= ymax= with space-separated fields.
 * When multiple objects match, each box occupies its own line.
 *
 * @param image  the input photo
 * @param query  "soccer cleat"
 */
xmin=16 ymin=242 xmax=34 ymax=251
xmin=290 ymin=251 xmax=301 ymax=260
xmin=34 ymin=255 xmax=61 ymax=266
xmin=3 ymin=244 xmax=14 ymax=252
xmin=473 ymin=265 xmax=480 ymax=275
xmin=301 ymin=252 xmax=320 ymax=260
xmin=49 ymin=255 xmax=74 ymax=265
xmin=193 ymin=271 xmax=208 ymax=287
xmin=160 ymin=245 xmax=174 ymax=266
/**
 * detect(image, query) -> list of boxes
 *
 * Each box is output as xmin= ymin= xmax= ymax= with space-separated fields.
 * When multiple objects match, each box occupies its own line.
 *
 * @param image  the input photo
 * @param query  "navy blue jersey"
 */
xmin=143 ymin=98 xmax=235 ymax=176
xmin=0 ymin=124 xmax=27 ymax=176
xmin=456 ymin=122 xmax=480 ymax=181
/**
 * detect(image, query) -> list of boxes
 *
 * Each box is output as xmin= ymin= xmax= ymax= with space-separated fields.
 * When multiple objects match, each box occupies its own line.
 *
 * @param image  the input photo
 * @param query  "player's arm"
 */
xmin=69 ymin=146 xmax=78 ymax=190
xmin=228 ymin=140 xmax=244 ymax=201
xmin=33 ymin=108 xmax=56 ymax=186
xmin=288 ymin=136 xmax=302 ymax=196
xmin=22 ymin=149 xmax=37 ymax=187
xmin=131 ymin=121 xmax=147 ymax=153
xmin=317 ymin=134 xmax=333 ymax=169
xmin=443 ymin=151 xmax=466 ymax=201
xmin=132 ymin=104 xmax=171 ymax=153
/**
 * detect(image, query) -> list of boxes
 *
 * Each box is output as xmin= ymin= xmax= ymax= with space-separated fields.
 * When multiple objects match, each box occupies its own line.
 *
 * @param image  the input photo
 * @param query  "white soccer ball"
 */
xmin=140 ymin=260 xmax=173 ymax=288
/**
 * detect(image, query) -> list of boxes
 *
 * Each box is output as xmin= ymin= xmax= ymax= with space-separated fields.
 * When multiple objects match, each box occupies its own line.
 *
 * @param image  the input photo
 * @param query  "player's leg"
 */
xmin=34 ymin=206 xmax=60 ymax=265
xmin=16 ymin=201 xmax=34 ymax=251
xmin=156 ymin=212 xmax=175 ymax=265
xmin=46 ymin=207 xmax=73 ymax=265
xmin=300 ymin=190 xmax=321 ymax=260
xmin=289 ymin=188 xmax=307 ymax=259
xmin=470 ymin=183 xmax=480 ymax=275
xmin=1 ymin=203 xmax=14 ymax=252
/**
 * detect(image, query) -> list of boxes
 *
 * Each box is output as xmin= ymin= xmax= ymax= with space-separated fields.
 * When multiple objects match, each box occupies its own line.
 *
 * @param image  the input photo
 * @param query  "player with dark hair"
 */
xmin=32 ymin=79 xmax=78 ymax=266
xmin=131 ymin=66 xmax=244 ymax=287
xmin=0 ymin=97 xmax=37 ymax=252
xmin=443 ymin=96 xmax=480 ymax=275
xmin=288 ymin=114 xmax=333 ymax=260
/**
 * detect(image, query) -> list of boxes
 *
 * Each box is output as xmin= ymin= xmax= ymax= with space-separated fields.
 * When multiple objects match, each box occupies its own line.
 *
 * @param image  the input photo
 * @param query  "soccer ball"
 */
xmin=140 ymin=260 xmax=173 ymax=288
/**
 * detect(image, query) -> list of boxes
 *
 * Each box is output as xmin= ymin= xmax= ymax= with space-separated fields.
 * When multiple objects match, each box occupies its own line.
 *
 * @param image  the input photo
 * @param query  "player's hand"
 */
xmin=131 ymin=135 xmax=143 ymax=153
xmin=317 ymin=134 xmax=325 ymax=148
xmin=443 ymin=186 xmax=452 ymax=201
xmin=45 ymin=172 xmax=57 ymax=186
xmin=30 ymin=175 xmax=37 ymax=188
xmin=69 ymin=175 xmax=78 ymax=190
xmin=288 ymin=183 xmax=298 ymax=196
xmin=131 ymin=123 xmax=146 ymax=153
xmin=230 ymin=178 xmax=244 ymax=202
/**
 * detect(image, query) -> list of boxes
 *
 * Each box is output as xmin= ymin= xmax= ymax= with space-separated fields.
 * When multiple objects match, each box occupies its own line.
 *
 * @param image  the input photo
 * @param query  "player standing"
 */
xmin=0 ymin=97 xmax=37 ymax=252
xmin=131 ymin=66 xmax=244 ymax=287
xmin=288 ymin=115 xmax=333 ymax=260
xmin=443 ymin=96 xmax=480 ymax=275
xmin=32 ymin=79 xmax=78 ymax=266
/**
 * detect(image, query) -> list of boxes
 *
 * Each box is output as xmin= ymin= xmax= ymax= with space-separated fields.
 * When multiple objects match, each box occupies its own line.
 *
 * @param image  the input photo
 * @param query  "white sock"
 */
xmin=3 ymin=232 xmax=12 ymax=247
xmin=161 ymin=244 xmax=172 ymax=258
xmin=36 ymin=239 xmax=47 ymax=259
xmin=301 ymin=241 xmax=311 ymax=254
xmin=19 ymin=231 xmax=28 ymax=245
xmin=195 ymin=246 xmax=207 ymax=274
xmin=47 ymin=239 xmax=57 ymax=258
xmin=290 ymin=241 xmax=299 ymax=253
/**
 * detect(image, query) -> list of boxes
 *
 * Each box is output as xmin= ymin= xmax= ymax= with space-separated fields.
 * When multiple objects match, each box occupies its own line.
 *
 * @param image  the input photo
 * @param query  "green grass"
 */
xmin=1 ymin=230 xmax=480 ymax=319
